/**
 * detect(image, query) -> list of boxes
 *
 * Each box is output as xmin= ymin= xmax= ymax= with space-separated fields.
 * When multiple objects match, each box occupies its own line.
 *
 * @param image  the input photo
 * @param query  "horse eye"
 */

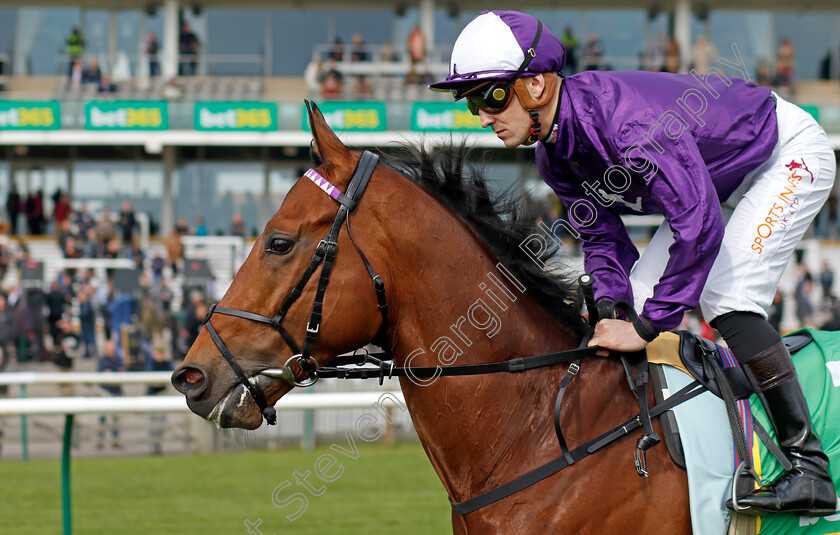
xmin=267 ymin=238 xmax=294 ymax=255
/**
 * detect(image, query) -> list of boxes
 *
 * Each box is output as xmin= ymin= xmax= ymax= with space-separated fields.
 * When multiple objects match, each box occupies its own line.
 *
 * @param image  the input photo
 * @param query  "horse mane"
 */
xmin=379 ymin=140 xmax=586 ymax=338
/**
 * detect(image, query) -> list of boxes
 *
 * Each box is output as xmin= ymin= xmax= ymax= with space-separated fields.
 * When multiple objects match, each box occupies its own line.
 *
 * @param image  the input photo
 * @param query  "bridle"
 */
xmin=200 ymin=151 xmax=388 ymax=425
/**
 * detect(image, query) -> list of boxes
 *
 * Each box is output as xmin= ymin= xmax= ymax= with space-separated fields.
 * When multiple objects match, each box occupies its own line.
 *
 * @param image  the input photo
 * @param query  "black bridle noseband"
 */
xmin=201 ymin=151 xmax=388 ymax=425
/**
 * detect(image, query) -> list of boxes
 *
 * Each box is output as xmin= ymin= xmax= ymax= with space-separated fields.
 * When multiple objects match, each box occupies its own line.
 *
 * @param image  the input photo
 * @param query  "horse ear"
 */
xmin=306 ymin=100 xmax=352 ymax=169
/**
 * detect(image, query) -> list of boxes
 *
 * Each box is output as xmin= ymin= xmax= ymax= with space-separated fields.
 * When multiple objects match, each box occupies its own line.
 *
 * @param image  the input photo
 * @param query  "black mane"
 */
xmin=380 ymin=141 xmax=586 ymax=338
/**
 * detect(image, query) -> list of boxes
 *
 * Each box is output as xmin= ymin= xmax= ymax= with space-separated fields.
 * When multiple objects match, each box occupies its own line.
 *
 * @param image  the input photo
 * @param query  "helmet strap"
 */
xmin=527 ymin=111 xmax=542 ymax=144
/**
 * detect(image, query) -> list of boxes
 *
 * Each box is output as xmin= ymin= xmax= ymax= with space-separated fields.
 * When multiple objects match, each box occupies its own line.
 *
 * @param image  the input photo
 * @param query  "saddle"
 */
xmin=647 ymin=330 xmax=814 ymax=469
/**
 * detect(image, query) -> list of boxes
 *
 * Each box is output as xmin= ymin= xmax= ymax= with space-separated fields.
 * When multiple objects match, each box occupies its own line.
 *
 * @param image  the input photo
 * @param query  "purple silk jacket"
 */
xmin=535 ymin=70 xmax=778 ymax=331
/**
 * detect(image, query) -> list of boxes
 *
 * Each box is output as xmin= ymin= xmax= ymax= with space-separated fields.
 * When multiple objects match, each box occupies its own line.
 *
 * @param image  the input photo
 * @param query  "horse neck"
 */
xmin=375 ymin=184 xmax=581 ymax=502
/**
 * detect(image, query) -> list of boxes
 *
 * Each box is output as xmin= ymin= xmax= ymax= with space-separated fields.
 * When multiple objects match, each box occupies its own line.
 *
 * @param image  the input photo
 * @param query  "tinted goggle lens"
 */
xmin=464 ymin=85 xmax=512 ymax=116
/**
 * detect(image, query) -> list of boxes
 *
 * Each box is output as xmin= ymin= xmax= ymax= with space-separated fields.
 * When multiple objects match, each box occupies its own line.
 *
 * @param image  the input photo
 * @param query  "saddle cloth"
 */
xmin=646 ymin=329 xmax=840 ymax=535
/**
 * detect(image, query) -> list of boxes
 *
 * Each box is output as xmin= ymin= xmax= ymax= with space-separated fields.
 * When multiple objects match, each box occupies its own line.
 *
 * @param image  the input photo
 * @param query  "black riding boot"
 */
xmin=732 ymin=340 xmax=836 ymax=516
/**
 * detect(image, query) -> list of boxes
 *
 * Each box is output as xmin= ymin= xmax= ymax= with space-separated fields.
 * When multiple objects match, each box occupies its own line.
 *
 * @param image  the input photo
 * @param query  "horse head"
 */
xmin=172 ymin=102 xmax=391 ymax=429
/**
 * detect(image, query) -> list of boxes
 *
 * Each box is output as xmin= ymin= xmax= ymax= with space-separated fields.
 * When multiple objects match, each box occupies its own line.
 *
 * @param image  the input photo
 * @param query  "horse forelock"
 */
xmin=376 ymin=141 xmax=586 ymax=338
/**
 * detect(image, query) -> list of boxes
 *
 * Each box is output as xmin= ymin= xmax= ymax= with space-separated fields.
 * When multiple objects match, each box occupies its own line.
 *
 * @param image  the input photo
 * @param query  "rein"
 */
xmin=310 ymin=346 xmax=600 ymax=382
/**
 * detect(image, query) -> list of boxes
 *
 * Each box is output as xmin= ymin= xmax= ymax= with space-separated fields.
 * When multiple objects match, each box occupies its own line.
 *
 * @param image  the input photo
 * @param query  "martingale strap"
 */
xmin=449 ymin=379 xmax=707 ymax=515
xmin=552 ymin=359 xmax=581 ymax=467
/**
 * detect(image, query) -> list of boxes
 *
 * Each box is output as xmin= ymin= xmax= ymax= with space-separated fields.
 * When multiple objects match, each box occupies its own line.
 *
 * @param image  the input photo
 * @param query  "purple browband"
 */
xmin=304 ymin=168 xmax=342 ymax=202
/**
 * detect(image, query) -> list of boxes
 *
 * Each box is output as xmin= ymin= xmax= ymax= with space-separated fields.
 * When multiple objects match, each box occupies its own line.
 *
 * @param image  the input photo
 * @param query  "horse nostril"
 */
xmin=184 ymin=368 xmax=204 ymax=384
xmin=172 ymin=365 xmax=208 ymax=398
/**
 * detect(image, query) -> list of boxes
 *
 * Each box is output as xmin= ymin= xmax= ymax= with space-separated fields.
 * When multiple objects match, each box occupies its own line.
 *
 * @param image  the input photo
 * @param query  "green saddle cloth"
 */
xmin=749 ymin=328 xmax=840 ymax=534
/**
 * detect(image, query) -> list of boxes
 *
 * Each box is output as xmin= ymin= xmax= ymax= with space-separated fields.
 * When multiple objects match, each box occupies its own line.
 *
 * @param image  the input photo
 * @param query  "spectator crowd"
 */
xmin=0 ymin=186 xmax=255 ymax=407
xmin=312 ymin=24 xmax=828 ymax=101
xmin=63 ymin=21 xmax=200 ymax=91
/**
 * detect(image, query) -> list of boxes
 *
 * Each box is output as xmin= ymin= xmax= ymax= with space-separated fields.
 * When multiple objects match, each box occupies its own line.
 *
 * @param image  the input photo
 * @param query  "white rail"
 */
xmin=0 ymin=371 xmax=173 ymax=386
xmin=0 ymin=391 xmax=405 ymax=416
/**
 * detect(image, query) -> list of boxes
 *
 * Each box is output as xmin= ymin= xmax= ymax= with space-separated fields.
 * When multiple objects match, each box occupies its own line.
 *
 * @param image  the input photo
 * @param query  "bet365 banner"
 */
xmin=411 ymin=102 xmax=483 ymax=132
xmin=195 ymin=102 xmax=277 ymax=131
xmin=85 ymin=101 xmax=168 ymax=130
xmin=0 ymin=101 xmax=60 ymax=130
xmin=302 ymin=102 xmax=386 ymax=132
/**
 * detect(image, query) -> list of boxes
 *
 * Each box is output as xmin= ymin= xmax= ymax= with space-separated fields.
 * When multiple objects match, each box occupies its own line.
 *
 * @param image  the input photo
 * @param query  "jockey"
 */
xmin=430 ymin=10 xmax=837 ymax=516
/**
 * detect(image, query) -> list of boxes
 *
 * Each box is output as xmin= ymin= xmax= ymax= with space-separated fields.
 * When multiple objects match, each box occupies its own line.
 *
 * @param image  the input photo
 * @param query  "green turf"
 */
xmin=0 ymin=442 xmax=452 ymax=535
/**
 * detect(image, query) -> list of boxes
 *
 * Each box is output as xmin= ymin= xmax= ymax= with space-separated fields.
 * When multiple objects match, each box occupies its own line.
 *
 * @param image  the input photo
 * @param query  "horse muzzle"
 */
xmin=172 ymin=362 xmax=272 ymax=429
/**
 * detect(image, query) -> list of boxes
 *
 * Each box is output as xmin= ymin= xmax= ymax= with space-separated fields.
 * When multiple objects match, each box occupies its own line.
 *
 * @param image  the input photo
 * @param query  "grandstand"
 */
xmin=0 ymin=1 xmax=839 ymax=235
xmin=1 ymin=0 xmax=840 ymax=462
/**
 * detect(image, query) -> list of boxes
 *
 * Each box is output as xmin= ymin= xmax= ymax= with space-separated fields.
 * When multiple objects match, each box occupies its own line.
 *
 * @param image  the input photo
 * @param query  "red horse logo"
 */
xmin=786 ymin=158 xmax=814 ymax=183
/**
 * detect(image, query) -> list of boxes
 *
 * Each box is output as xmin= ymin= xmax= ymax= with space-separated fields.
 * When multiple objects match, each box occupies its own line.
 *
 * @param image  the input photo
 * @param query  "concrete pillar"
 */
xmin=261 ymin=149 xmax=271 ymax=228
xmin=162 ymin=0 xmax=180 ymax=79
xmin=674 ymin=0 xmax=692 ymax=74
xmin=162 ymin=146 xmax=175 ymax=236
xmin=66 ymin=146 xmax=77 ymax=203
xmin=108 ymin=10 xmax=117 ymax=73
xmin=137 ymin=13 xmax=148 ymax=83
xmin=264 ymin=9 xmax=273 ymax=77
xmin=66 ymin=165 xmax=74 ymax=203
xmin=832 ymin=16 xmax=840 ymax=80
xmin=419 ymin=0 xmax=435 ymax=53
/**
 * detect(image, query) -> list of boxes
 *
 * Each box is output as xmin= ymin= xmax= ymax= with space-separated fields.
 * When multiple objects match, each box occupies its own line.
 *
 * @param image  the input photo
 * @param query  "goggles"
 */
xmin=462 ymin=81 xmax=516 ymax=116
xmin=453 ymin=21 xmax=543 ymax=116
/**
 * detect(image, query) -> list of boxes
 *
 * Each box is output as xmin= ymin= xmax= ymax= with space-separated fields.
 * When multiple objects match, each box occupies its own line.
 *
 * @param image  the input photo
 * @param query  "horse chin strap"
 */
xmin=201 ymin=151 xmax=388 ymax=426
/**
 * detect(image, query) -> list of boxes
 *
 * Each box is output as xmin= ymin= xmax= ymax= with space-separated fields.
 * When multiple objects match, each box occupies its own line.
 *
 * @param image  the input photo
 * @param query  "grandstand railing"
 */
xmin=311 ymin=43 xmax=451 ymax=67
xmin=0 ymin=390 xmax=406 ymax=535
xmin=55 ymin=52 xmax=265 ymax=78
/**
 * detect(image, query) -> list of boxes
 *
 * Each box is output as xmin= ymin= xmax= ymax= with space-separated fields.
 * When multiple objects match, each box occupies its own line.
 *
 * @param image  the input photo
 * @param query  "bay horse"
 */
xmin=172 ymin=103 xmax=692 ymax=533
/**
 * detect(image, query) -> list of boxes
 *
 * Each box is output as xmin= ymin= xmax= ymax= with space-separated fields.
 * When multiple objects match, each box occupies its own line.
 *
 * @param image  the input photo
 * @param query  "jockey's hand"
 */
xmin=587 ymin=319 xmax=649 ymax=357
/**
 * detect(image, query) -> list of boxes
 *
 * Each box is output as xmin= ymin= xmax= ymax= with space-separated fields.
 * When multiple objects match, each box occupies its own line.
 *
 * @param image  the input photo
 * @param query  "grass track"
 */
xmin=0 ymin=443 xmax=452 ymax=535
